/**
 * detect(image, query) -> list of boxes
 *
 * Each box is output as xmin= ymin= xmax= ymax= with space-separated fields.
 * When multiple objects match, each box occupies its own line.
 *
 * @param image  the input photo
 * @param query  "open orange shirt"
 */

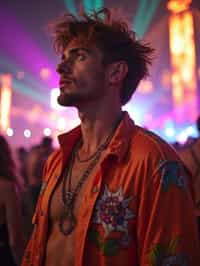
xmin=22 ymin=112 xmax=200 ymax=266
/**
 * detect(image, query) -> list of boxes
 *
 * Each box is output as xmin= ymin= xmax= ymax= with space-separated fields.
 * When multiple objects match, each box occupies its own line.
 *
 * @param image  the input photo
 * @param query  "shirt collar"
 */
xmin=58 ymin=111 xmax=135 ymax=162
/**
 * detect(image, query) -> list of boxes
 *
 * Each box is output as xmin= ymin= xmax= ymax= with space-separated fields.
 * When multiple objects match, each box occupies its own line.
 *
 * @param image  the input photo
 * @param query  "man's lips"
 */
xmin=59 ymin=79 xmax=74 ymax=88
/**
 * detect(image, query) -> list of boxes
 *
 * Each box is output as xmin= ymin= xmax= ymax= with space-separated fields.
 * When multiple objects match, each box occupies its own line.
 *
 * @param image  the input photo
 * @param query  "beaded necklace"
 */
xmin=59 ymin=113 xmax=123 ymax=235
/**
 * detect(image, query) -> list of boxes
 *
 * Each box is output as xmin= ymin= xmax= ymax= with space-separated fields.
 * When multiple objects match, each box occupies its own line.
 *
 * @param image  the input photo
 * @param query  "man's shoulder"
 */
xmin=131 ymin=126 xmax=173 ymax=153
xmin=124 ymin=126 xmax=181 ymax=169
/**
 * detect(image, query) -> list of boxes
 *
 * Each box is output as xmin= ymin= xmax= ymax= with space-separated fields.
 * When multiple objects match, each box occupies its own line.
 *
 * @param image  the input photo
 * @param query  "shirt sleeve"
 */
xmin=21 ymin=155 xmax=50 ymax=266
xmin=137 ymin=159 xmax=200 ymax=265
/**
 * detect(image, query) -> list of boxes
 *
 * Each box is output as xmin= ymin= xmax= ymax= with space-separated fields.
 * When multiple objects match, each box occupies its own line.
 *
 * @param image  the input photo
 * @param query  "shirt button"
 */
xmin=92 ymin=186 xmax=99 ymax=193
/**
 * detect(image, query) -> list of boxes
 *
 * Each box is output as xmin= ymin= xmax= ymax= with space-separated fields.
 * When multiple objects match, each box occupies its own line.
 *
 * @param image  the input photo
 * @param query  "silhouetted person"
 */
xmin=26 ymin=137 xmax=54 ymax=205
xmin=16 ymin=147 xmax=28 ymax=186
xmin=179 ymin=116 xmax=200 ymax=234
xmin=0 ymin=135 xmax=25 ymax=265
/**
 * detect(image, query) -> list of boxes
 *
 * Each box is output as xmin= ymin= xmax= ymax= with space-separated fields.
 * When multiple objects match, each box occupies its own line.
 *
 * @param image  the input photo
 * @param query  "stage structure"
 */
xmin=167 ymin=0 xmax=198 ymax=123
xmin=0 ymin=74 xmax=12 ymax=132
xmin=138 ymin=0 xmax=200 ymax=140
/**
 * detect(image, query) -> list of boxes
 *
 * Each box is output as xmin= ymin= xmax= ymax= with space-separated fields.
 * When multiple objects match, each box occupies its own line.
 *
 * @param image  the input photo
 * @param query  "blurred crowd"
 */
xmin=0 ymin=135 xmax=54 ymax=266
xmin=177 ymin=116 xmax=200 ymax=232
xmin=0 ymin=116 xmax=200 ymax=265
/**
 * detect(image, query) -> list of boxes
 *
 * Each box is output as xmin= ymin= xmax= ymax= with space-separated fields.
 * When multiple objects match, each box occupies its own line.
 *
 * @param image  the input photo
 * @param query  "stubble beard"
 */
xmin=57 ymin=70 xmax=106 ymax=107
xmin=57 ymin=91 xmax=83 ymax=107
xmin=57 ymin=90 xmax=103 ymax=108
xmin=57 ymin=84 xmax=104 ymax=108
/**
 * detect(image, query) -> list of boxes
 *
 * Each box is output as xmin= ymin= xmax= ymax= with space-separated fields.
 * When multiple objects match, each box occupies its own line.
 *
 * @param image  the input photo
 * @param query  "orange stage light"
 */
xmin=168 ymin=0 xmax=197 ymax=122
xmin=0 ymin=74 xmax=12 ymax=131
xmin=167 ymin=0 xmax=192 ymax=13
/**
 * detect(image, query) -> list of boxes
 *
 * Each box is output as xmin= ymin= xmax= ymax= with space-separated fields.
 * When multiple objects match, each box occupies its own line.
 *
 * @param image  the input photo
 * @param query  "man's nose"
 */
xmin=56 ymin=60 xmax=72 ymax=74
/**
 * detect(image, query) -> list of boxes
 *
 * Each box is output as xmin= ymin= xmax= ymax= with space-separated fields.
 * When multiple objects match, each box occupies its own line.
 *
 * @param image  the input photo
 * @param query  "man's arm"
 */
xmin=137 ymin=159 xmax=200 ymax=265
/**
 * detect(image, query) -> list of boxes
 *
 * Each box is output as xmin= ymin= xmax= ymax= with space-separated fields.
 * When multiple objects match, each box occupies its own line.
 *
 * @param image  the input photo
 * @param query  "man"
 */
xmin=22 ymin=8 xmax=200 ymax=266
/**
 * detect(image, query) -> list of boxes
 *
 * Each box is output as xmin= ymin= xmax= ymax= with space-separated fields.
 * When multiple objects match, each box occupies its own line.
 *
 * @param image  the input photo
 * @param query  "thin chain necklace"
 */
xmin=76 ymin=138 xmax=108 ymax=163
xmin=59 ymin=113 xmax=123 ymax=235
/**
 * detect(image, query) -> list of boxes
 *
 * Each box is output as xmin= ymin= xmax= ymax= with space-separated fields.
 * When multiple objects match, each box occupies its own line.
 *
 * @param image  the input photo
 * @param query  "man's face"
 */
xmin=56 ymin=39 xmax=107 ymax=107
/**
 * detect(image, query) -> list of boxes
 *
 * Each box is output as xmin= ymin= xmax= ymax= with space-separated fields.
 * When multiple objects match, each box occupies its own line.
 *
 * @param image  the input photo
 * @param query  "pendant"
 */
xmin=60 ymin=191 xmax=77 ymax=235
xmin=65 ymin=191 xmax=73 ymax=201
xmin=63 ymin=191 xmax=74 ymax=207
xmin=59 ymin=208 xmax=77 ymax=235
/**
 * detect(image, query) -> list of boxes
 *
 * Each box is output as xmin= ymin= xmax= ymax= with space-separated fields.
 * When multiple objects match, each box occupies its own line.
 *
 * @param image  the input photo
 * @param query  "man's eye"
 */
xmin=77 ymin=53 xmax=86 ymax=61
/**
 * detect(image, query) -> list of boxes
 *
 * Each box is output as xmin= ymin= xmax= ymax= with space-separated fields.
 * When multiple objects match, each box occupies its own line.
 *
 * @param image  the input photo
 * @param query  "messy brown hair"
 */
xmin=51 ymin=8 xmax=154 ymax=105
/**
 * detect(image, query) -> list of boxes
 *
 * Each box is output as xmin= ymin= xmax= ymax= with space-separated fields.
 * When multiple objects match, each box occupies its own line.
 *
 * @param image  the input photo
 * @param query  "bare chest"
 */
xmin=49 ymin=157 xmax=97 ymax=226
xmin=45 ymin=154 xmax=102 ymax=266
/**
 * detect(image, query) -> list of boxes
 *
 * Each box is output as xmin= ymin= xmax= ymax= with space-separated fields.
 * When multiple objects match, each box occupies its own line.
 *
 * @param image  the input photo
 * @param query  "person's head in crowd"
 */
xmin=40 ymin=136 xmax=53 ymax=149
xmin=0 ymin=135 xmax=18 ymax=182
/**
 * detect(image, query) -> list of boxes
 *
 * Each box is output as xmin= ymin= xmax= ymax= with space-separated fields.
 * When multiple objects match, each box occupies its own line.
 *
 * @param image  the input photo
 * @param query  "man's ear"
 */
xmin=108 ymin=61 xmax=128 ymax=84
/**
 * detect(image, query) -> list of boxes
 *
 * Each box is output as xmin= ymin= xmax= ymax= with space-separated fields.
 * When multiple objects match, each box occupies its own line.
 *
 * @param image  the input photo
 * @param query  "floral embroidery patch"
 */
xmin=89 ymin=185 xmax=135 ymax=256
xmin=159 ymin=160 xmax=187 ymax=192
xmin=148 ymin=236 xmax=188 ymax=266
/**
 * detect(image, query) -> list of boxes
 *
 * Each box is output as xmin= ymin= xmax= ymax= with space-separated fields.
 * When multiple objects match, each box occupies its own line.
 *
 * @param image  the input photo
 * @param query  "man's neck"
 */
xmin=78 ymin=107 xmax=123 ymax=157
